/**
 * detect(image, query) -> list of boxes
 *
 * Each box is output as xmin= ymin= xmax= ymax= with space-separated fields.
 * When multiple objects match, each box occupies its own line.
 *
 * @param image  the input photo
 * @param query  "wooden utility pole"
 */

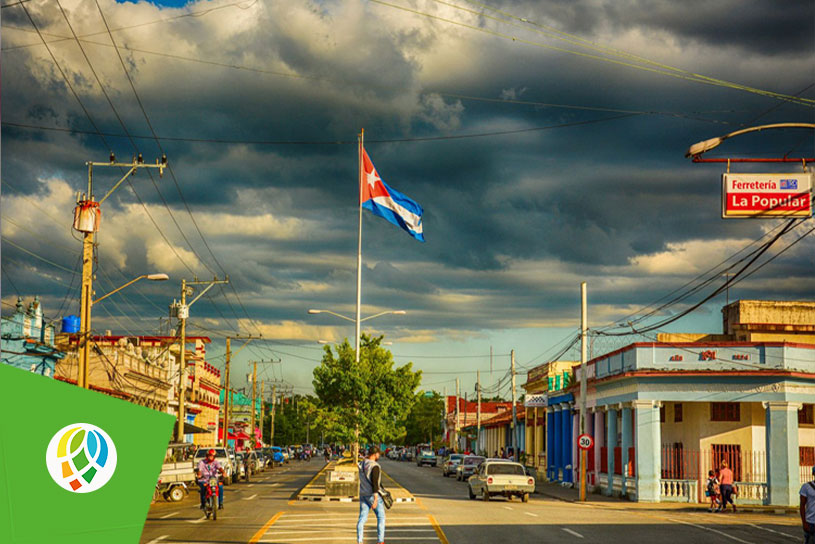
xmin=270 ymin=384 xmax=277 ymax=447
xmin=260 ymin=380 xmax=265 ymax=446
xmin=477 ymin=370 xmax=481 ymax=455
xmin=222 ymin=337 xmax=231 ymax=447
xmin=250 ymin=362 xmax=258 ymax=449
xmin=454 ymin=378 xmax=460 ymax=451
xmin=511 ymin=349 xmax=517 ymax=462
xmin=221 ymin=334 xmax=263 ymax=447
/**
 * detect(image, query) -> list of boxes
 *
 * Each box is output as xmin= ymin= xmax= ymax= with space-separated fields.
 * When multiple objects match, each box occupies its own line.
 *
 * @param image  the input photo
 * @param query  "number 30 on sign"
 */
xmin=577 ymin=434 xmax=593 ymax=450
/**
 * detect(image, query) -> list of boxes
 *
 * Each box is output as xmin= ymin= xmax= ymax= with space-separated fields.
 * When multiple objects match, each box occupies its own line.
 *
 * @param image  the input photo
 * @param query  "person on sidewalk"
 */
xmin=802 ymin=466 xmax=815 ymax=544
xmin=706 ymin=470 xmax=721 ymax=512
xmin=717 ymin=461 xmax=736 ymax=513
xmin=357 ymin=447 xmax=386 ymax=544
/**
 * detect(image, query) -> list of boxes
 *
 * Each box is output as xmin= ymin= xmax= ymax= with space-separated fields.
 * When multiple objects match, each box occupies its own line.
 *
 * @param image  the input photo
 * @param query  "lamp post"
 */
xmin=76 ymin=273 xmax=169 ymax=388
xmin=307 ymin=309 xmax=405 ymax=362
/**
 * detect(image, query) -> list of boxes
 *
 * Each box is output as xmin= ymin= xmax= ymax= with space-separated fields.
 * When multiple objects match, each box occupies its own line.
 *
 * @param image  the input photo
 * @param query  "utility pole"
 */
xmin=454 ymin=378 xmax=460 ymax=451
xmin=579 ymin=282 xmax=589 ymax=501
xmin=511 ymin=349 xmax=517 ymax=462
xmin=270 ymin=384 xmax=277 ymax=447
xmin=477 ymin=370 xmax=481 ymax=456
xmin=250 ymin=362 xmax=258 ymax=449
xmin=221 ymin=334 xmax=263 ymax=447
xmin=260 ymin=380 xmax=265 ymax=446
xmin=174 ymin=276 xmax=229 ymax=443
xmin=75 ymin=154 xmax=166 ymax=388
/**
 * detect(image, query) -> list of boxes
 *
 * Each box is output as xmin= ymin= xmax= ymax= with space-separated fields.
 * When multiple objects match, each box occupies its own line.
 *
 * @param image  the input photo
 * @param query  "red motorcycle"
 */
xmin=203 ymin=477 xmax=220 ymax=520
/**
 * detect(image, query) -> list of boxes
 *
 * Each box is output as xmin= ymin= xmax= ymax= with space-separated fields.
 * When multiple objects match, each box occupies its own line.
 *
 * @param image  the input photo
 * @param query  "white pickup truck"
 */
xmin=467 ymin=460 xmax=534 ymax=502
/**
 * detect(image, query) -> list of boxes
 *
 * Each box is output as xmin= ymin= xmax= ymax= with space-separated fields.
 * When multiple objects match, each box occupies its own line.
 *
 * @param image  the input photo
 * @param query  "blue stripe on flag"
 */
xmin=363 ymin=181 xmax=425 ymax=242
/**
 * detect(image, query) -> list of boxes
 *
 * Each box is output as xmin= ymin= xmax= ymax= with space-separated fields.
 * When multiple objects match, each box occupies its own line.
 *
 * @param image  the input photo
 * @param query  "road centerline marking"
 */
xmin=562 ymin=528 xmax=584 ymax=538
xmin=524 ymin=511 xmax=538 ymax=517
xmin=243 ymin=493 xmax=258 ymax=500
xmin=428 ymin=514 xmax=450 ymax=544
xmin=159 ymin=512 xmax=178 ymax=519
xmin=249 ymin=511 xmax=283 ymax=544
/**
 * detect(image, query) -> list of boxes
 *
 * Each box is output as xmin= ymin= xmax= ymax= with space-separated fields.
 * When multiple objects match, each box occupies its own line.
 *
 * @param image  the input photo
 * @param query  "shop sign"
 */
xmin=722 ymin=173 xmax=812 ymax=218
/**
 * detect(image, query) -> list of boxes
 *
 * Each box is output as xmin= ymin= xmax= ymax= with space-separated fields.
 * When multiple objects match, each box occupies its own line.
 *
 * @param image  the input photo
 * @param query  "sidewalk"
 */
xmin=535 ymin=481 xmax=797 ymax=515
xmin=296 ymin=460 xmax=415 ymax=503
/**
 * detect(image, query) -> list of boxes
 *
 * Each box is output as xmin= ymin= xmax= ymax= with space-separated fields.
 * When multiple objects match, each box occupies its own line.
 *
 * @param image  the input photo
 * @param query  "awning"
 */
xmin=173 ymin=421 xmax=211 ymax=435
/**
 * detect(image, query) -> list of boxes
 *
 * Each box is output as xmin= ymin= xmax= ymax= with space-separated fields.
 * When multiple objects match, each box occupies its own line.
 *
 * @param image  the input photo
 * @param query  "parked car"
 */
xmin=456 ymin=455 xmax=485 ymax=481
xmin=193 ymin=447 xmax=233 ymax=486
xmin=416 ymin=447 xmax=437 ymax=467
xmin=441 ymin=454 xmax=465 ymax=477
xmin=467 ymin=460 xmax=534 ymax=502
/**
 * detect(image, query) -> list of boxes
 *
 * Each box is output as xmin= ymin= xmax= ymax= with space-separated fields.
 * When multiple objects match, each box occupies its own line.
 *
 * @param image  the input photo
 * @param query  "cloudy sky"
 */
xmin=2 ymin=0 xmax=814 ymax=398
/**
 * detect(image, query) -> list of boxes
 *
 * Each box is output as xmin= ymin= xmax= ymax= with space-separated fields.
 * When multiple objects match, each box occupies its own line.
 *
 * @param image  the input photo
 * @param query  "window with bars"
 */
xmin=710 ymin=402 xmax=740 ymax=422
xmin=801 ymin=446 xmax=815 ymax=466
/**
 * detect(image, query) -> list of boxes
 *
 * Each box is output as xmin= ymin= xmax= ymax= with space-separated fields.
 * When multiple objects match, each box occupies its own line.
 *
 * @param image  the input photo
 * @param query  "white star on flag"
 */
xmin=366 ymin=167 xmax=380 ymax=189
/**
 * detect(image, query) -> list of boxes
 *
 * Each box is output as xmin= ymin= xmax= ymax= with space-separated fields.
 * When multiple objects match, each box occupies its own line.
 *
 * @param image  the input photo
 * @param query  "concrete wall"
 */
xmin=660 ymin=401 xmax=766 ymax=452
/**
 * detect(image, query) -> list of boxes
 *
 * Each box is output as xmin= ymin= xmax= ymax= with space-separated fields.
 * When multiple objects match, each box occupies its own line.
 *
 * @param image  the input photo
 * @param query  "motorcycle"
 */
xmin=203 ymin=477 xmax=220 ymax=520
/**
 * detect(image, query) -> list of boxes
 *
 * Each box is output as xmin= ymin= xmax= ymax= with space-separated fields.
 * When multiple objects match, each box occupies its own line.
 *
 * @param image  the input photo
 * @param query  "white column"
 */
xmin=764 ymin=401 xmax=801 ymax=506
xmin=633 ymin=400 xmax=661 ymax=502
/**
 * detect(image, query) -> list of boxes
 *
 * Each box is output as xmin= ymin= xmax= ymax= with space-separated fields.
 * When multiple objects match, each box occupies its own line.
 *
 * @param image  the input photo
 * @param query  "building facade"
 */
xmin=1 ymin=297 xmax=64 ymax=377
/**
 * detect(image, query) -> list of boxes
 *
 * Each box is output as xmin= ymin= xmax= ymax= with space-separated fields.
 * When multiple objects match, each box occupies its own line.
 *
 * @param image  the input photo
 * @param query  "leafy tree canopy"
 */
xmin=312 ymin=334 xmax=421 ymax=446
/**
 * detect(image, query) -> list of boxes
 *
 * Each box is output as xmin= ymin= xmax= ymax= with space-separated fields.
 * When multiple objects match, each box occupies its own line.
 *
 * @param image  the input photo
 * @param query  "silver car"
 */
xmin=456 ymin=455 xmax=485 ymax=481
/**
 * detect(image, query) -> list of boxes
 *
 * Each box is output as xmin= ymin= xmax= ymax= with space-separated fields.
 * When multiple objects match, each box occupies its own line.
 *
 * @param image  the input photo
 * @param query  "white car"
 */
xmin=467 ymin=460 xmax=534 ymax=502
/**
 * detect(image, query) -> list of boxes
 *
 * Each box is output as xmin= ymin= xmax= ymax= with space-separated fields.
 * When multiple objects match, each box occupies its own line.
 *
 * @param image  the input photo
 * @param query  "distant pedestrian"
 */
xmin=801 ymin=466 xmax=815 ymax=544
xmin=357 ymin=447 xmax=386 ymax=544
xmin=705 ymin=470 xmax=721 ymax=512
xmin=499 ymin=447 xmax=505 ymax=459
xmin=717 ymin=461 xmax=736 ymax=512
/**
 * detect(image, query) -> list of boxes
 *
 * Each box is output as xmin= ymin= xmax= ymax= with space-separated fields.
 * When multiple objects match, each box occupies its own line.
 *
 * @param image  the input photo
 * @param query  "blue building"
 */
xmin=1 ymin=297 xmax=65 ymax=377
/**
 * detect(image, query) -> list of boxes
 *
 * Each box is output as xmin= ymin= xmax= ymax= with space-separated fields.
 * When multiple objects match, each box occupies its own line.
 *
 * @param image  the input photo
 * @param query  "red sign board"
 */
xmin=577 ymin=434 xmax=593 ymax=450
xmin=722 ymin=173 xmax=812 ymax=218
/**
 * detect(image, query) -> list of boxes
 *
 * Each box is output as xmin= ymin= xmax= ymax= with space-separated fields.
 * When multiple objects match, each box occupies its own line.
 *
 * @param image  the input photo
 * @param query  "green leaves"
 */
xmin=312 ymin=334 xmax=421 ymax=445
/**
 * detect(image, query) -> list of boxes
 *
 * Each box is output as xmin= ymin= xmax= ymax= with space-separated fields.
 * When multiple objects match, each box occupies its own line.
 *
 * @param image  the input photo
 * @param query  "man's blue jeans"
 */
xmin=357 ymin=494 xmax=385 ymax=543
xmin=198 ymin=481 xmax=223 ymax=507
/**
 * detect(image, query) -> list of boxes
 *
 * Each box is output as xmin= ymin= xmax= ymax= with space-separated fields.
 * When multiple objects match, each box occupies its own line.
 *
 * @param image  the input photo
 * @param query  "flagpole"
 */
xmin=355 ymin=128 xmax=364 ymax=364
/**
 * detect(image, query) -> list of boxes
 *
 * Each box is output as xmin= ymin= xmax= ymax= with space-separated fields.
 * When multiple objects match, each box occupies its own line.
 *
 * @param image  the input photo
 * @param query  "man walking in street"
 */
xmin=802 ymin=466 xmax=815 ymax=544
xmin=357 ymin=446 xmax=385 ymax=544
xmin=718 ymin=461 xmax=736 ymax=512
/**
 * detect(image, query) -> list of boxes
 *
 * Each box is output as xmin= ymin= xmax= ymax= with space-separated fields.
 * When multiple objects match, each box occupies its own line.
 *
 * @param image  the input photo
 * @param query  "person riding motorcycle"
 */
xmin=196 ymin=449 xmax=224 ymax=510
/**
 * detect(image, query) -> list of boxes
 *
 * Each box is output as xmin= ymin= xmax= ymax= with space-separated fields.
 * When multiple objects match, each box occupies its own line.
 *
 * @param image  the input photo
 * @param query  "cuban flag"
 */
xmin=361 ymin=148 xmax=425 ymax=242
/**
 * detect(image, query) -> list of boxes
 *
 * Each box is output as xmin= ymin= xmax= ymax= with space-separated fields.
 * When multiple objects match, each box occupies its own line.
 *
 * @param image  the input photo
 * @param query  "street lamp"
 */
xmin=307 ymin=309 xmax=405 ymax=361
xmin=77 ymin=273 xmax=169 ymax=388
xmin=685 ymin=123 xmax=815 ymax=159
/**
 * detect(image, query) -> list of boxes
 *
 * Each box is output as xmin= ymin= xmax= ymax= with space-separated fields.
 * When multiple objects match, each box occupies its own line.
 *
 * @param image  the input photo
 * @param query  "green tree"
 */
xmin=312 ymin=335 xmax=421 ymax=449
xmin=403 ymin=391 xmax=444 ymax=445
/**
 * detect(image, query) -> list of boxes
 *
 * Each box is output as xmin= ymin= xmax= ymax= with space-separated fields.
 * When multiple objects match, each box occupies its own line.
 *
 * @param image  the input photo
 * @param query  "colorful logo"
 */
xmin=45 ymin=423 xmax=118 ymax=493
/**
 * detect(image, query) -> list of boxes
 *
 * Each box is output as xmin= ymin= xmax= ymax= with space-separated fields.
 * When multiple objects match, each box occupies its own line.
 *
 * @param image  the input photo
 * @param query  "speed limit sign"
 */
xmin=577 ymin=434 xmax=593 ymax=450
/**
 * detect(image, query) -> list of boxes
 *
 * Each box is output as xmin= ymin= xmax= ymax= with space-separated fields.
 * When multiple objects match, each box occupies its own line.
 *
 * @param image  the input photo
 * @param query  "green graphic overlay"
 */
xmin=0 ymin=364 xmax=174 ymax=543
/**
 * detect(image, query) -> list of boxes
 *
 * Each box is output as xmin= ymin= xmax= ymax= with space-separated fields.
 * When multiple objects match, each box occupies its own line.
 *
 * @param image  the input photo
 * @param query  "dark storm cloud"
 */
xmin=2 ymin=0 xmax=814 ymax=343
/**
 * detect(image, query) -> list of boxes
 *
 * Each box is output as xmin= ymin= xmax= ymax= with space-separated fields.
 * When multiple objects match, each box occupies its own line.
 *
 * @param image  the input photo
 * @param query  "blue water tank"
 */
xmin=62 ymin=315 xmax=80 ymax=334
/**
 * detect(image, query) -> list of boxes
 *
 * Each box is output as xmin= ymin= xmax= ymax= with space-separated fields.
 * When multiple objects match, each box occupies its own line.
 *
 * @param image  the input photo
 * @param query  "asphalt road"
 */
xmin=140 ymin=456 xmax=805 ymax=544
